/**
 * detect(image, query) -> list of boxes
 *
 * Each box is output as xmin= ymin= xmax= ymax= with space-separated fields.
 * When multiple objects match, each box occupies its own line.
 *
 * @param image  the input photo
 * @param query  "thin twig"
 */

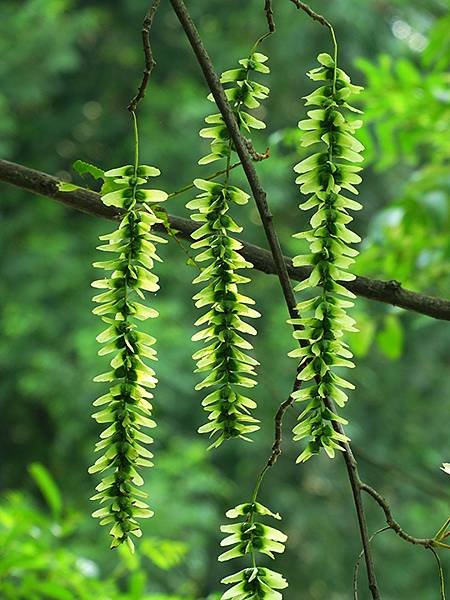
xmin=167 ymin=161 xmax=241 ymax=199
xmin=249 ymin=373 xmax=301 ymax=506
xmin=430 ymin=546 xmax=447 ymax=600
xmin=353 ymin=527 xmax=390 ymax=600
xmin=128 ymin=0 xmax=161 ymax=112
xmin=1 ymin=159 xmax=450 ymax=321
xmin=168 ymin=150 xmax=269 ymax=200
xmin=264 ymin=0 xmax=276 ymax=33
xmin=360 ymin=482 xmax=438 ymax=547
xmin=267 ymin=378 xmax=299 ymax=467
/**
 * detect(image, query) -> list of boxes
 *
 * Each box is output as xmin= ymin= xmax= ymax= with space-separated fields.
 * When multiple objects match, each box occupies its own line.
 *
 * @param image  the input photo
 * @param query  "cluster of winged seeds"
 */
xmin=89 ymin=162 xmax=167 ymax=550
xmin=289 ymin=52 xmax=364 ymax=462
xmin=187 ymin=52 xmax=270 ymax=448
xmin=219 ymin=502 xmax=288 ymax=599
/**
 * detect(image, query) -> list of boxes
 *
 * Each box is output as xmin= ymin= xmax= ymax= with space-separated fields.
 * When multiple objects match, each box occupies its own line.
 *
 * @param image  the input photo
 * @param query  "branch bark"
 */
xmin=170 ymin=0 xmax=299 ymax=321
xmin=127 ymin=0 xmax=160 ymax=112
xmin=1 ymin=157 xmax=449 ymax=322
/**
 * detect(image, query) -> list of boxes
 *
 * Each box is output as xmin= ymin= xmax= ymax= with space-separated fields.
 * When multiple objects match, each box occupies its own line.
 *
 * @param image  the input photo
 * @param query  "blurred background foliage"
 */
xmin=0 ymin=0 xmax=449 ymax=598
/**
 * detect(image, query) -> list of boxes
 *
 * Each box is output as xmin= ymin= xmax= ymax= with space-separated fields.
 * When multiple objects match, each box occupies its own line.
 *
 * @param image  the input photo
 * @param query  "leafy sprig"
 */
xmin=188 ymin=52 xmax=270 ymax=447
xmin=290 ymin=52 xmax=364 ymax=462
xmin=89 ymin=114 xmax=168 ymax=551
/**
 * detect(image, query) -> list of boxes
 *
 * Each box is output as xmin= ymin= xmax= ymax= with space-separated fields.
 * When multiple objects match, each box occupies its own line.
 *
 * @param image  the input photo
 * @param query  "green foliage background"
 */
xmin=0 ymin=0 xmax=448 ymax=598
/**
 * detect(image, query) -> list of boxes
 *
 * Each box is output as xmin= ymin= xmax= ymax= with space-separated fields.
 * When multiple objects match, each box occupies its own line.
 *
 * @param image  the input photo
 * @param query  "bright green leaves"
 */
xmin=219 ymin=522 xmax=287 ymax=561
xmin=90 ymin=162 xmax=167 ymax=551
xmin=290 ymin=53 xmax=364 ymax=463
xmin=188 ymin=51 xmax=271 ymax=448
xmin=219 ymin=502 xmax=288 ymax=599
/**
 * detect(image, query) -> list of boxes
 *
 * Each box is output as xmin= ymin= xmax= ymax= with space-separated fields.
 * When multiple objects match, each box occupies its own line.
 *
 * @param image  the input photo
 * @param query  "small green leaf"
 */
xmin=29 ymin=463 xmax=62 ymax=518
xmin=57 ymin=181 xmax=81 ymax=192
xmin=73 ymin=159 xmax=104 ymax=180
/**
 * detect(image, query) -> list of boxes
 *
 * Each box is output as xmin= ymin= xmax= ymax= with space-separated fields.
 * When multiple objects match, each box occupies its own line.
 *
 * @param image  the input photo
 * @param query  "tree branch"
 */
xmin=264 ymin=0 xmax=276 ymax=34
xmin=127 ymin=0 xmax=160 ymax=112
xmin=360 ymin=482 xmax=436 ymax=548
xmin=288 ymin=0 xmax=333 ymax=30
xmin=1 ymin=158 xmax=449 ymax=321
xmin=353 ymin=527 xmax=390 ymax=600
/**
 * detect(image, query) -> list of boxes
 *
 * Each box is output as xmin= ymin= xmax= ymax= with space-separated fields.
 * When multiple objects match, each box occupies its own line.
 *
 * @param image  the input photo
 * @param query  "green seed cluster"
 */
xmin=188 ymin=52 xmax=270 ymax=447
xmin=198 ymin=52 xmax=269 ymax=165
xmin=89 ymin=164 xmax=167 ymax=551
xmin=290 ymin=53 xmax=364 ymax=463
xmin=219 ymin=502 xmax=288 ymax=599
xmin=188 ymin=179 xmax=260 ymax=447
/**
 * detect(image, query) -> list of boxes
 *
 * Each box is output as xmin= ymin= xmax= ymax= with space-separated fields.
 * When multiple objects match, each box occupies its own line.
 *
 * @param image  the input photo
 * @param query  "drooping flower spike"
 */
xmin=290 ymin=52 xmax=364 ymax=463
xmin=89 ymin=115 xmax=168 ymax=551
xmin=219 ymin=502 xmax=288 ymax=599
xmin=188 ymin=52 xmax=270 ymax=448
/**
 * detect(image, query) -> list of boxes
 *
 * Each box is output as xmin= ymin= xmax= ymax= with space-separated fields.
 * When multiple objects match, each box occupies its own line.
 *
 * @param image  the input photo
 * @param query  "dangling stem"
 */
xmin=330 ymin=25 xmax=338 ymax=94
xmin=132 ymin=111 xmax=139 ymax=175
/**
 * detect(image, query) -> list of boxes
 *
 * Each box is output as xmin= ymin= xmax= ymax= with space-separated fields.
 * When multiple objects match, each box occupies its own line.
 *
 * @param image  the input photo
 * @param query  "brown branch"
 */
xmin=318 ymin=417 xmax=380 ymax=598
xmin=353 ymin=527 xmax=390 ymax=600
xmin=127 ymin=0 xmax=160 ymax=112
xmin=288 ymin=0 xmax=333 ymax=30
xmin=264 ymin=0 xmax=276 ymax=34
xmin=1 ymin=158 xmax=449 ymax=322
xmin=244 ymin=138 xmax=270 ymax=162
xmin=167 ymin=2 xmax=381 ymax=597
xmin=267 ymin=379 xmax=298 ymax=468
xmin=360 ymin=482 xmax=436 ymax=548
